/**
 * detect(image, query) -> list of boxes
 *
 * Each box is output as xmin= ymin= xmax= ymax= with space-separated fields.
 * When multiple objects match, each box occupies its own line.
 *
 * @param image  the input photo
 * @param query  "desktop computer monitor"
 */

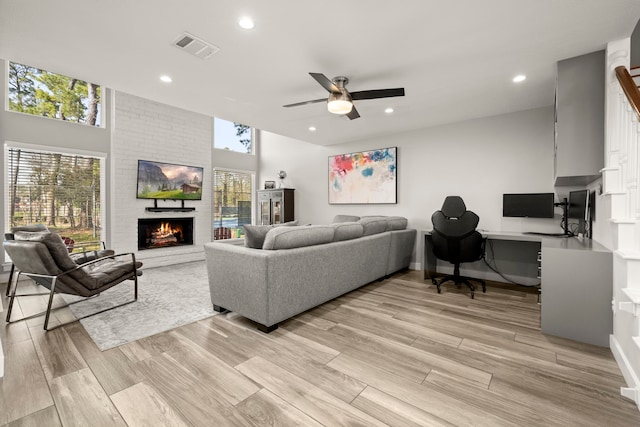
xmin=502 ymin=193 xmax=555 ymax=218
xmin=568 ymin=190 xmax=589 ymax=221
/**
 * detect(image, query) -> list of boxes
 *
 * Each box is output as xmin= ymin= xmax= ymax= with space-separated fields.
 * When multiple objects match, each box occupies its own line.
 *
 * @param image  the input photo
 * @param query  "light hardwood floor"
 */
xmin=1 ymin=270 xmax=639 ymax=426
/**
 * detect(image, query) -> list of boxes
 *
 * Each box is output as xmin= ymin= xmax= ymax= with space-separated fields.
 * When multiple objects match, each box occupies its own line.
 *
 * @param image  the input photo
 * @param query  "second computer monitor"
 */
xmin=568 ymin=190 xmax=589 ymax=221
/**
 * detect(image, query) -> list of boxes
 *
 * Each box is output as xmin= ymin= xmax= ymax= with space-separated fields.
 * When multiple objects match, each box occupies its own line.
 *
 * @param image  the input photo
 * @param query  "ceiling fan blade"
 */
xmin=350 ymin=88 xmax=405 ymax=101
xmin=283 ymin=98 xmax=326 ymax=108
xmin=346 ymin=105 xmax=360 ymax=120
xmin=309 ymin=72 xmax=340 ymax=93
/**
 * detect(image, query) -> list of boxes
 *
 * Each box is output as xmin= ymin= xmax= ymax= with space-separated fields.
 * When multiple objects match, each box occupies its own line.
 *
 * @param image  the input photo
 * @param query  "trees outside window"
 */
xmin=214 ymin=118 xmax=252 ymax=154
xmin=8 ymin=61 xmax=101 ymax=126
xmin=213 ymin=170 xmax=253 ymax=239
xmin=6 ymin=147 xmax=103 ymax=246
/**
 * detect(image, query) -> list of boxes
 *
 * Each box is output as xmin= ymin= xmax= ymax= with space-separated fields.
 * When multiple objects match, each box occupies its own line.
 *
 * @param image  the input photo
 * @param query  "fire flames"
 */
xmin=149 ymin=222 xmax=183 ymax=246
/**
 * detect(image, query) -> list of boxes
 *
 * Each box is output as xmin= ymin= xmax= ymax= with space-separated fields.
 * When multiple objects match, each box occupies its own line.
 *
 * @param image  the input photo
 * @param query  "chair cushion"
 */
xmin=332 ymin=214 xmax=361 ymax=223
xmin=331 ymin=222 xmax=364 ymax=242
xmin=70 ymin=249 xmax=116 ymax=264
xmin=262 ymin=225 xmax=334 ymax=250
xmin=78 ymin=258 xmax=142 ymax=290
xmin=358 ymin=216 xmax=388 ymax=236
xmin=13 ymin=231 xmax=78 ymax=271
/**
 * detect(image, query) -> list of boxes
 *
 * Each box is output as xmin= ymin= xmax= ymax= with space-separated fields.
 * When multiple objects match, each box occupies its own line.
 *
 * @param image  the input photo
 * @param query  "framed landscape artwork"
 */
xmin=328 ymin=146 xmax=397 ymax=204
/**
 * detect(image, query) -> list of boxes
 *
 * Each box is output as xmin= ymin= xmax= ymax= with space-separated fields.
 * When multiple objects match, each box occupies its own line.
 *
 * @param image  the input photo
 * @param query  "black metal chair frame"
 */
xmin=5 ymin=253 xmax=139 ymax=331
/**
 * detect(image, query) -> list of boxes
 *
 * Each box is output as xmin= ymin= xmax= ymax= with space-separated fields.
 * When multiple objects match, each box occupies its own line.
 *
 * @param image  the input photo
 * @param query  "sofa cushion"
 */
xmin=331 ymin=222 xmax=364 ymax=242
xmin=332 ymin=214 xmax=361 ymax=223
xmin=262 ymin=225 xmax=334 ymax=250
xmin=358 ymin=216 xmax=388 ymax=236
xmin=385 ymin=216 xmax=408 ymax=231
xmin=243 ymin=221 xmax=299 ymax=249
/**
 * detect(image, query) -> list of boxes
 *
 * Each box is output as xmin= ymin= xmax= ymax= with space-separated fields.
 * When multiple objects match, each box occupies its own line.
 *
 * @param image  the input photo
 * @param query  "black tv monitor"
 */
xmin=136 ymin=160 xmax=203 ymax=200
xmin=568 ymin=190 xmax=589 ymax=221
xmin=502 ymin=193 xmax=555 ymax=218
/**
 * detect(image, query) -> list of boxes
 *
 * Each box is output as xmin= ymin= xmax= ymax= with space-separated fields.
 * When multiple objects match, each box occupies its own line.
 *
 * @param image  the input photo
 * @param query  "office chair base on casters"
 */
xmin=434 ymin=270 xmax=486 ymax=299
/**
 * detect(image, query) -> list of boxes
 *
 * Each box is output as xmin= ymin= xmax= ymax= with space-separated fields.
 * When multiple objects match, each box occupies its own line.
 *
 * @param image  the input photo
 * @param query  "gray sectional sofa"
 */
xmin=204 ymin=215 xmax=416 ymax=332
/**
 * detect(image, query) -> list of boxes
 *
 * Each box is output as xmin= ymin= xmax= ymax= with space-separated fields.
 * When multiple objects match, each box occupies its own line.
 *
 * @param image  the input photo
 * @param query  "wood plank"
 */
xmin=49 ymin=368 xmax=126 ymax=426
xmin=352 ymin=386 xmax=455 ymax=427
xmin=135 ymin=352 xmax=253 ymax=426
xmin=30 ymin=326 xmax=87 ymax=382
xmin=236 ymin=356 xmax=388 ymax=427
xmin=166 ymin=330 xmax=260 ymax=405
xmin=110 ymin=382 xmax=191 ymax=427
xmin=327 ymin=353 xmax=511 ymax=426
xmin=5 ymin=406 xmax=61 ymax=427
xmin=236 ymin=389 xmax=325 ymax=427
xmin=63 ymin=322 xmax=143 ymax=395
xmin=0 ymin=340 xmax=54 ymax=424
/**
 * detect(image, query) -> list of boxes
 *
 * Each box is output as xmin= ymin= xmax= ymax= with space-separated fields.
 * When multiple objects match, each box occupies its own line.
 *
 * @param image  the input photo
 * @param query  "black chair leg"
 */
xmin=5 ymin=263 xmax=15 ymax=297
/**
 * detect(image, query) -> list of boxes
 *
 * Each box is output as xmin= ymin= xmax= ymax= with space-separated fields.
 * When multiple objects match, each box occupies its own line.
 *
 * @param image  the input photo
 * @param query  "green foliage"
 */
xmin=233 ymin=123 xmax=252 ymax=153
xmin=140 ymin=189 xmax=201 ymax=200
xmin=8 ymin=62 xmax=100 ymax=126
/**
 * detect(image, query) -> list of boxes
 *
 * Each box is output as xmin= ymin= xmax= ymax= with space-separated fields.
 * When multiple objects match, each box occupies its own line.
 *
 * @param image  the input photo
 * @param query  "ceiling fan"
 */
xmin=283 ymin=72 xmax=405 ymax=120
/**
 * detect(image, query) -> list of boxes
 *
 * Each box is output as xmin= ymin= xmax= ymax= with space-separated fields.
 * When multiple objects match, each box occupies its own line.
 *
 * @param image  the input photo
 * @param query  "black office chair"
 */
xmin=431 ymin=196 xmax=486 ymax=298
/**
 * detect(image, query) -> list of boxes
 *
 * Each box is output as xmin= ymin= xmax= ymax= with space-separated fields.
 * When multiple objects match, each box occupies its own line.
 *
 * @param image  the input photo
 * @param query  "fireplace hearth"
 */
xmin=138 ymin=218 xmax=194 ymax=250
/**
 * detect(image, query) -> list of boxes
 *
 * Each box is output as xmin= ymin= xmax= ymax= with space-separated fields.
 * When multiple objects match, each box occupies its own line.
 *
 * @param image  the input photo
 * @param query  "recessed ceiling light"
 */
xmin=239 ymin=17 xmax=255 ymax=30
xmin=160 ymin=75 xmax=172 ymax=83
xmin=308 ymin=126 xmax=317 ymax=132
xmin=385 ymin=107 xmax=394 ymax=114
xmin=513 ymin=74 xmax=526 ymax=83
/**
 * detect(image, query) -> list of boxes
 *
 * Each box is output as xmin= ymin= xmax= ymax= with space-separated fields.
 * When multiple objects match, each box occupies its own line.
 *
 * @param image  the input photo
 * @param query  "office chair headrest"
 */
xmin=440 ymin=196 xmax=467 ymax=218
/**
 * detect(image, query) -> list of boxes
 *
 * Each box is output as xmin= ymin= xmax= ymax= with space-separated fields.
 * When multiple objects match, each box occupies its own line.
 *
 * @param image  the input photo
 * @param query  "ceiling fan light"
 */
xmin=327 ymin=91 xmax=353 ymax=115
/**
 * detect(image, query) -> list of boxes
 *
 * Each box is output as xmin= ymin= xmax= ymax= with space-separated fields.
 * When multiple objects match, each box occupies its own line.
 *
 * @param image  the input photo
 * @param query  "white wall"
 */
xmin=260 ymin=106 xmax=557 ymax=274
xmin=111 ymin=91 xmax=213 ymax=267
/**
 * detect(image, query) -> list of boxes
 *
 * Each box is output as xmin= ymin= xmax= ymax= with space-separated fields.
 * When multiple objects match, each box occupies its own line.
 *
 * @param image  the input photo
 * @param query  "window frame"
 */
xmin=5 ymin=61 xmax=105 ymax=128
xmin=4 ymin=141 xmax=107 ymax=245
xmin=212 ymin=167 xmax=255 ymax=240
xmin=213 ymin=117 xmax=255 ymax=155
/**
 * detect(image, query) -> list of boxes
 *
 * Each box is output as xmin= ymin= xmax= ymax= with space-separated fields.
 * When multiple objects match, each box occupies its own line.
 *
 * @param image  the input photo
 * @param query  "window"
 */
xmin=214 ymin=117 xmax=252 ymax=154
xmin=6 ymin=146 xmax=104 ymax=246
xmin=213 ymin=169 xmax=253 ymax=239
xmin=8 ymin=61 xmax=102 ymax=127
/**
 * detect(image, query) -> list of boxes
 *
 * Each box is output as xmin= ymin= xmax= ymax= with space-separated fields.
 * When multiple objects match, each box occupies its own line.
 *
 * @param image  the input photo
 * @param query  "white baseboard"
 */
xmin=610 ymin=334 xmax=640 ymax=410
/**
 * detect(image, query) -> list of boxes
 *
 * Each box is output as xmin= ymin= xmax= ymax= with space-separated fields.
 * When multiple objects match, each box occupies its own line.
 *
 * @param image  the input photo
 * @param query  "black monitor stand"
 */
xmin=554 ymin=198 xmax=570 ymax=236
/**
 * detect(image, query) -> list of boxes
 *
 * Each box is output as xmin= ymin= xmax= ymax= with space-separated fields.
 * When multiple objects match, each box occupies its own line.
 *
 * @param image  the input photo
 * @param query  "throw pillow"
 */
xmin=243 ymin=225 xmax=274 ymax=249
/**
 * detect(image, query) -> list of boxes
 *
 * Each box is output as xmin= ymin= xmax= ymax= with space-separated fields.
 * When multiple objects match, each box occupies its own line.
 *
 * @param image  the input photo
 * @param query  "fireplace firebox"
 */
xmin=138 ymin=218 xmax=194 ymax=250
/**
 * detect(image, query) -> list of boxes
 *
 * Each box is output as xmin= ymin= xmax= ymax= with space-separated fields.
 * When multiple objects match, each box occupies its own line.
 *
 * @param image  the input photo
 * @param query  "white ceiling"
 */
xmin=1 ymin=1 xmax=640 ymax=146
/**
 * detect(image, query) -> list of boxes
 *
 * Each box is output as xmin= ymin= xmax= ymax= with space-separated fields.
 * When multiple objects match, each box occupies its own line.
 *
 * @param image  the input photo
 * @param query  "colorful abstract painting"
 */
xmin=328 ymin=147 xmax=397 ymax=204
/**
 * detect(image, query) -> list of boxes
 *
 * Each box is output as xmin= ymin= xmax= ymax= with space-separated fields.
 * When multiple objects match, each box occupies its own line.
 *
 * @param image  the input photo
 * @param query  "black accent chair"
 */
xmin=4 ymin=224 xmax=115 ymax=297
xmin=431 ymin=196 xmax=486 ymax=299
xmin=4 ymin=230 xmax=142 ymax=330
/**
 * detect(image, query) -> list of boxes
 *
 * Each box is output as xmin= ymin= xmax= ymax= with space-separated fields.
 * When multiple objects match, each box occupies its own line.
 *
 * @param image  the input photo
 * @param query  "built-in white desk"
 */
xmin=422 ymin=230 xmax=613 ymax=347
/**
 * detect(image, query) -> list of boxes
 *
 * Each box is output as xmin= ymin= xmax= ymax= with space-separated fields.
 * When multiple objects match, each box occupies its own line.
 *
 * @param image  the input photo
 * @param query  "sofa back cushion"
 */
xmin=385 ymin=216 xmax=408 ymax=231
xmin=358 ymin=216 xmax=389 ymax=236
xmin=243 ymin=221 xmax=299 ymax=249
xmin=331 ymin=222 xmax=364 ymax=242
xmin=262 ymin=225 xmax=334 ymax=250
xmin=332 ymin=214 xmax=361 ymax=223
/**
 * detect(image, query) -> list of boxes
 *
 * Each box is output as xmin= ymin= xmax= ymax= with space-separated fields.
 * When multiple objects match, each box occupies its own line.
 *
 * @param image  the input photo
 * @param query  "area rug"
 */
xmin=64 ymin=260 xmax=217 ymax=351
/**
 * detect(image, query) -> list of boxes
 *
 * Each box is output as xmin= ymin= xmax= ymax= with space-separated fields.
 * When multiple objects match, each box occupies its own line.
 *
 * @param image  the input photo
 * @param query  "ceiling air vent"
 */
xmin=173 ymin=32 xmax=220 ymax=60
